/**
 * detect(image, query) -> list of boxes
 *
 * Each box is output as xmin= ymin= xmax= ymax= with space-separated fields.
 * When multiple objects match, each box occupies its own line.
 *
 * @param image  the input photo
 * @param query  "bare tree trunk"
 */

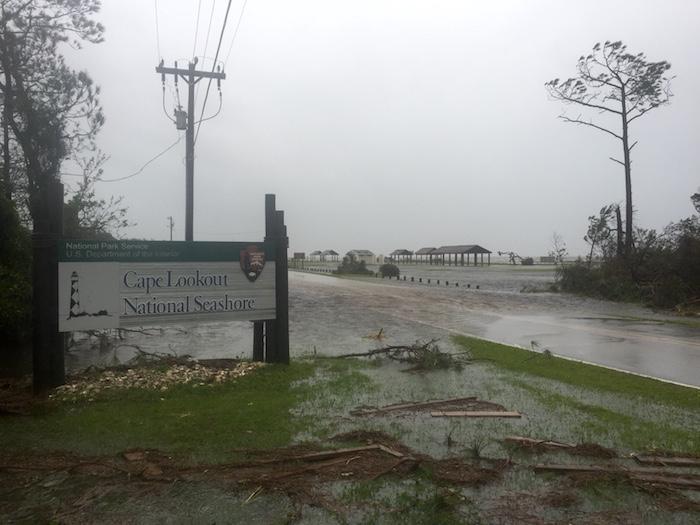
xmin=615 ymin=205 xmax=624 ymax=258
xmin=620 ymin=90 xmax=633 ymax=255
xmin=2 ymin=47 xmax=12 ymax=200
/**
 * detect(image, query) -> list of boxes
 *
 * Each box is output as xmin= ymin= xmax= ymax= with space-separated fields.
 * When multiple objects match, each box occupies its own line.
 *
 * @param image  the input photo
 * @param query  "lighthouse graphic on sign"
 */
xmin=69 ymin=271 xmax=81 ymax=318
xmin=66 ymin=269 xmax=110 ymax=320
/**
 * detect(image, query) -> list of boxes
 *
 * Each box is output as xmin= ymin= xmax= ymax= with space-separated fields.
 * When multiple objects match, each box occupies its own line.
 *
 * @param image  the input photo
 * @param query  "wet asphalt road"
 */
xmin=290 ymin=270 xmax=700 ymax=387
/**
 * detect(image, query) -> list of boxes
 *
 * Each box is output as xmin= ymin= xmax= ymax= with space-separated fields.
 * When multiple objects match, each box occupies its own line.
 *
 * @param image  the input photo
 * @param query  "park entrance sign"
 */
xmin=58 ymin=240 xmax=276 ymax=331
xmin=32 ymin=191 xmax=288 ymax=393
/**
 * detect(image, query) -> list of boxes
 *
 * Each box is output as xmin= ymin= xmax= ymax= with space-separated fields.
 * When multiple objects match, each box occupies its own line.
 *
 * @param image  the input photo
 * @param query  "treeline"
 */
xmin=558 ymin=197 xmax=700 ymax=311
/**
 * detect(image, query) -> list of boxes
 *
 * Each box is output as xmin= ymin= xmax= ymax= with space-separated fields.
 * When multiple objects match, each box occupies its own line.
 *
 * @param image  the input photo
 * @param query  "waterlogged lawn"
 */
xmin=2 ymin=336 xmax=700 ymax=523
xmin=454 ymin=335 xmax=700 ymax=453
xmin=0 ymin=359 xmax=369 ymax=463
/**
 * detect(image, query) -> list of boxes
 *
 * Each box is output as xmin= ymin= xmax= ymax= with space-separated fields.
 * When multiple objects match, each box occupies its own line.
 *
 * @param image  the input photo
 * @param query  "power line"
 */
xmin=196 ymin=0 xmax=216 ymax=101
xmin=101 ymin=135 xmax=183 ymax=183
xmin=154 ymin=0 xmax=162 ymax=60
xmin=201 ymin=0 xmax=217 ymax=65
xmin=224 ymin=0 xmax=249 ymax=67
xmin=192 ymin=0 xmax=203 ymax=59
xmin=194 ymin=0 xmax=233 ymax=144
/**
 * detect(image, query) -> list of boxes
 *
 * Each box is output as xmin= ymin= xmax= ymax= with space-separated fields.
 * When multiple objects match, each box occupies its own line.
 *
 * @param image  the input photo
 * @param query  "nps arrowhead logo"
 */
xmin=240 ymin=245 xmax=266 ymax=282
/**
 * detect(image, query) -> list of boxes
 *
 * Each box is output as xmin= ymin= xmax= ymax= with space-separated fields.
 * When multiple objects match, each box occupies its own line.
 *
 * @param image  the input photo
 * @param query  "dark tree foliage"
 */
xmin=336 ymin=255 xmax=373 ymax=275
xmin=0 ymin=1 xmax=127 ymax=345
xmin=546 ymin=41 xmax=672 ymax=255
xmin=0 ymin=0 xmax=105 ymax=228
xmin=558 ymin=195 xmax=700 ymax=311
xmin=0 ymin=194 xmax=31 ymax=343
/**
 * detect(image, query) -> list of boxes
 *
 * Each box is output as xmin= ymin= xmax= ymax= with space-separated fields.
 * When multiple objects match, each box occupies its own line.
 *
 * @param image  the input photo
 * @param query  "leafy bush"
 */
xmin=379 ymin=263 xmax=400 ymax=277
xmin=335 ymin=255 xmax=373 ymax=275
xmin=521 ymin=257 xmax=534 ymax=266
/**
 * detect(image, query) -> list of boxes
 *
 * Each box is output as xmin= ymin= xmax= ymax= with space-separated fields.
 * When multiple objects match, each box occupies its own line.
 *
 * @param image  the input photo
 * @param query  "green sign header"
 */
xmin=59 ymin=240 xmax=275 ymax=263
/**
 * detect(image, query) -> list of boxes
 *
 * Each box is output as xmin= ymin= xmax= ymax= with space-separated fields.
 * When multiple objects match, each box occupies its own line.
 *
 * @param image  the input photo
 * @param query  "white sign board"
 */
xmin=58 ymin=240 xmax=275 ymax=332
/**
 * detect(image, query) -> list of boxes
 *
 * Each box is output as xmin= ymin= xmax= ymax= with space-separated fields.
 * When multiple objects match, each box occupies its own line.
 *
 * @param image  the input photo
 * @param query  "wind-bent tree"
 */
xmin=546 ymin=41 xmax=672 ymax=255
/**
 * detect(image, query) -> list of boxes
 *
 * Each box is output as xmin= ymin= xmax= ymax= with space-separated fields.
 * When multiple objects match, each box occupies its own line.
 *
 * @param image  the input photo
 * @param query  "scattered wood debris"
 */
xmin=505 ymin=436 xmax=617 ymax=458
xmin=632 ymin=454 xmax=700 ymax=468
xmin=533 ymin=463 xmax=700 ymax=491
xmin=505 ymin=436 xmax=574 ymax=449
xmin=431 ymin=410 xmax=522 ymax=418
xmin=351 ymin=396 xmax=508 ymax=417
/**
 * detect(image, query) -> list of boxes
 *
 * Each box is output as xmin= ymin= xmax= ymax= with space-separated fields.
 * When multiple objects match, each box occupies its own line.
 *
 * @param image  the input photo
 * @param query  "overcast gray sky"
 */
xmin=62 ymin=0 xmax=700 ymax=257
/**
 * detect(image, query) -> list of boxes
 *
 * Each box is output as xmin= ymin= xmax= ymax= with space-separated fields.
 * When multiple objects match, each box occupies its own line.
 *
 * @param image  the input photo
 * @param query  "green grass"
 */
xmin=0 ymin=359 xmax=369 ymax=463
xmin=454 ymin=335 xmax=700 ymax=410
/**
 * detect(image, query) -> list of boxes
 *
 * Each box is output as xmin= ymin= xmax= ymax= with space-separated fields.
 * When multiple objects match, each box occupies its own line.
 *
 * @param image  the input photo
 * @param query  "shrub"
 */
xmin=521 ymin=257 xmax=534 ymax=266
xmin=335 ymin=255 xmax=373 ymax=275
xmin=0 ymin=196 xmax=32 ymax=343
xmin=378 ymin=263 xmax=400 ymax=277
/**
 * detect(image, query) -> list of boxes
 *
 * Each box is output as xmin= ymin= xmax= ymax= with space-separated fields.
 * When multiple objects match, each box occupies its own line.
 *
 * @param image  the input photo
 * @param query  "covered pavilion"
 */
xmin=415 ymin=247 xmax=436 ymax=264
xmin=432 ymin=245 xmax=491 ymax=266
xmin=389 ymin=249 xmax=414 ymax=264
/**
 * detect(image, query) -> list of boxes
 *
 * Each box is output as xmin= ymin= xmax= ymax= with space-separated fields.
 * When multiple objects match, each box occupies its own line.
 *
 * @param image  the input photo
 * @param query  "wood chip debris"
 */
xmin=431 ymin=411 xmax=522 ymax=418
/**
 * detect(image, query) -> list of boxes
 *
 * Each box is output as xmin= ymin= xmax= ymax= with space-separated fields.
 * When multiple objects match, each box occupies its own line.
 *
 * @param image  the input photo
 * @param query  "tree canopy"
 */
xmin=0 ymin=0 xmax=105 ymax=227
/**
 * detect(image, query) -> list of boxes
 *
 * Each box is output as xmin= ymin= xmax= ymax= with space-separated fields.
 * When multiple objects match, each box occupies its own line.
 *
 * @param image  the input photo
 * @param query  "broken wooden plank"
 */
xmin=532 ymin=464 xmax=700 ymax=476
xmin=352 ymin=396 xmax=478 ymax=416
xmin=632 ymin=455 xmax=700 ymax=468
xmin=431 ymin=411 xmax=522 ymax=418
xmin=504 ymin=436 xmax=574 ymax=449
xmin=533 ymin=463 xmax=700 ymax=491
xmin=376 ymin=444 xmax=407 ymax=458
xmin=632 ymin=474 xmax=700 ymax=490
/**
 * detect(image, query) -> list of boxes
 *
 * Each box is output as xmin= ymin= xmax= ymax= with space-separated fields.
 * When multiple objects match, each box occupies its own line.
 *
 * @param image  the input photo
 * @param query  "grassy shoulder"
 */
xmin=454 ymin=335 xmax=700 ymax=409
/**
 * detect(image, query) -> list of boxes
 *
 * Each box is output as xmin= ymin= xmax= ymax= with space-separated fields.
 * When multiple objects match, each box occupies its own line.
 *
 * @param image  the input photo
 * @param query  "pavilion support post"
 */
xmin=481 ymin=253 xmax=484 ymax=266
xmin=488 ymin=253 xmax=491 ymax=266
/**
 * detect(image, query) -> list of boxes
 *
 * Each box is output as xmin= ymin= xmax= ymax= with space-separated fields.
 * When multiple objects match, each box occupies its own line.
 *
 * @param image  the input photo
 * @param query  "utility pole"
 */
xmin=167 ymin=216 xmax=174 ymax=241
xmin=156 ymin=58 xmax=225 ymax=241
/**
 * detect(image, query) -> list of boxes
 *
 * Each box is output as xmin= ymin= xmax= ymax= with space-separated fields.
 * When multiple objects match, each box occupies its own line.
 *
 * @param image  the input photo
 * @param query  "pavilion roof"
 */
xmin=322 ymin=249 xmax=339 ymax=256
xmin=415 ymin=247 xmax=436 ymax=255
xmin=347 ymin=249 xmax=374 ymax=256
xmin=390 ymin=249 xmax=413 ymax=256
xmin=433 ymin=244 xmax=492 ymax=255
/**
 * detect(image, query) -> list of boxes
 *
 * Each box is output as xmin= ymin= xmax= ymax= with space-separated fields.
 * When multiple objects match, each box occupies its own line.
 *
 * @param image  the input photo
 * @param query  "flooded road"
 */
xmin=67 ymin=265 xmax=699 ymax=388
xmin=290 ymin=269 xmax=700 ymax=387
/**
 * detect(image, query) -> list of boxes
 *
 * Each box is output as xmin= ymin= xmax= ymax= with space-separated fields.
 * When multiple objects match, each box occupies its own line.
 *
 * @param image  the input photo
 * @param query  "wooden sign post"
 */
xmin=256 ymin=194 xmax=289 ymax=364
xmin=33 ymin=179 xmax=65 ymax=393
